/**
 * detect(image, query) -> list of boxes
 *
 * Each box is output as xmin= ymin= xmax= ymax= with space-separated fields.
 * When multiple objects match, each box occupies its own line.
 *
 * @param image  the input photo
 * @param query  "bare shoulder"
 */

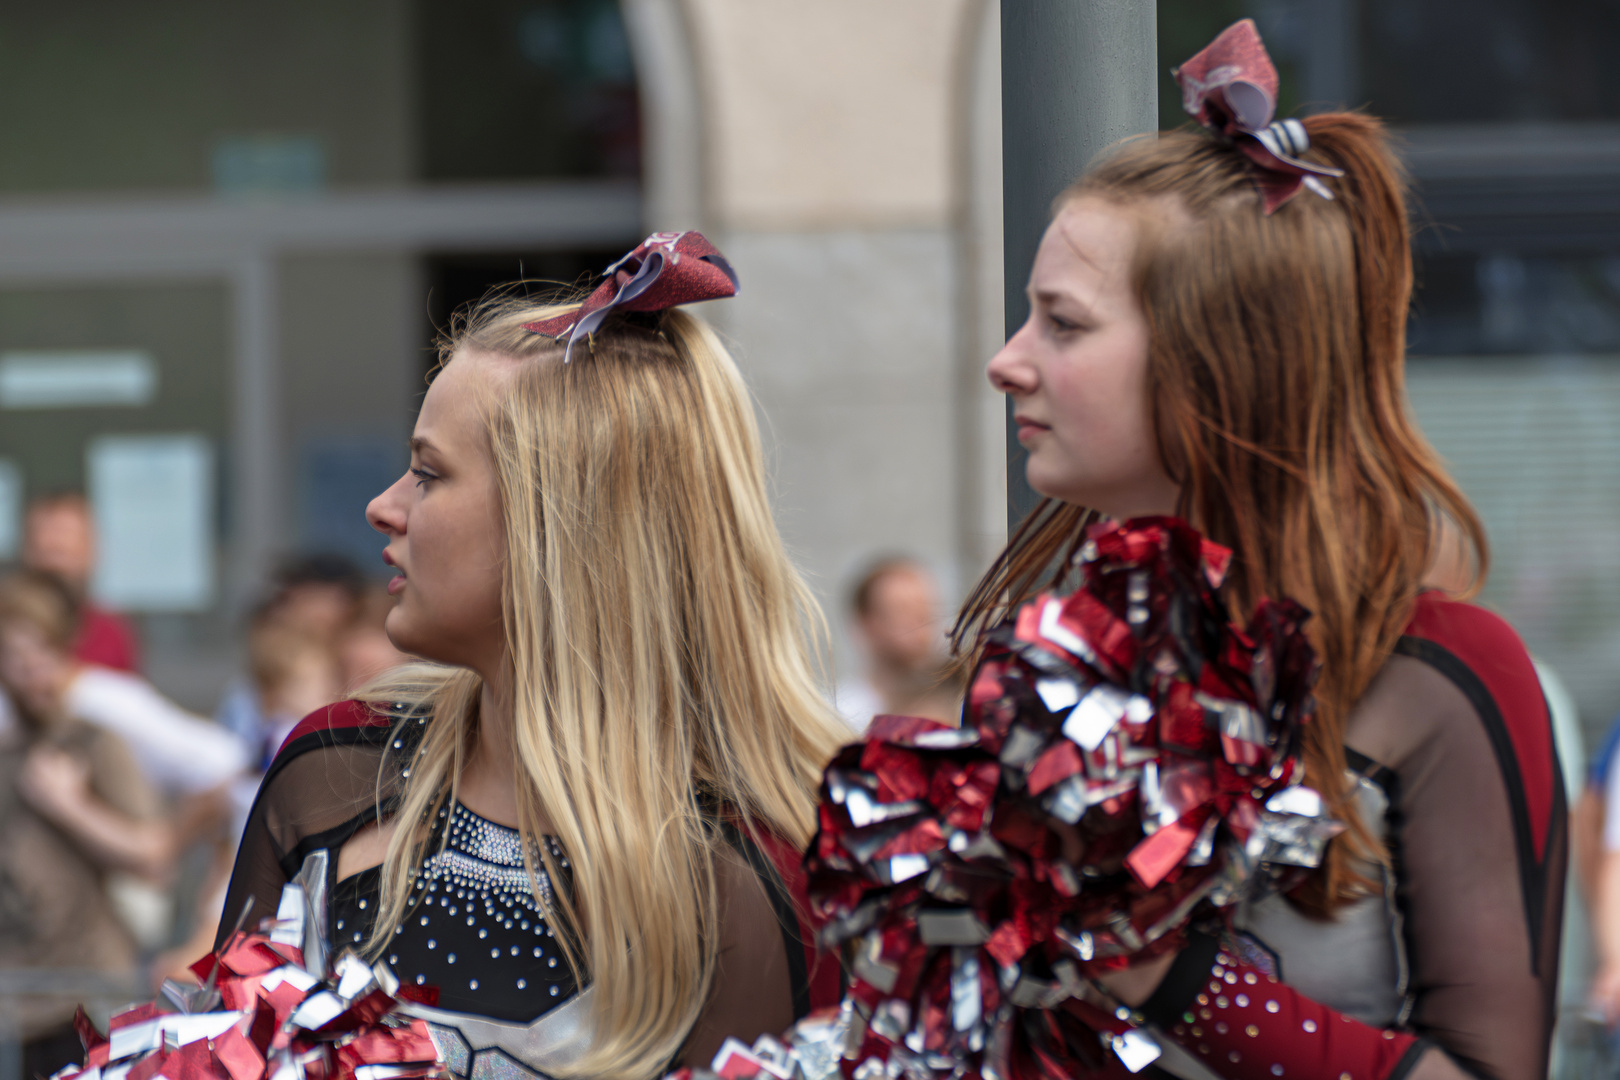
xmin=336 ymin=816 xmax=398 ymax=881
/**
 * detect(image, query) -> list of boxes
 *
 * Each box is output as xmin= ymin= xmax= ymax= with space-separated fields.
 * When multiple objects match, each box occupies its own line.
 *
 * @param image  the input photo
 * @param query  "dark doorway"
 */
xmin=421 ymin=247 xmax=626 ymax=376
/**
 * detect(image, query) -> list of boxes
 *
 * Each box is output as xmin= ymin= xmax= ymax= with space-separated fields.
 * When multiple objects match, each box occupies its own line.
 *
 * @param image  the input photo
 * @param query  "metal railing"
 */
xmin=0 ymin=971 xmax=146 ymax=1080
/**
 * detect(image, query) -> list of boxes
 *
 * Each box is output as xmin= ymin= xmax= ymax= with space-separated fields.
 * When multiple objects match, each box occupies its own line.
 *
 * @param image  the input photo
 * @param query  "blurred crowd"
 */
xmin=0 ymin=493 xmax=407 ymax=1067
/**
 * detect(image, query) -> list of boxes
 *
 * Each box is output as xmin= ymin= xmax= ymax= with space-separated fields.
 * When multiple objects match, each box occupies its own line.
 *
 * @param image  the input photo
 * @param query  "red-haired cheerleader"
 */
xmin=953 ymin=21 xmax=1563 ymax=1080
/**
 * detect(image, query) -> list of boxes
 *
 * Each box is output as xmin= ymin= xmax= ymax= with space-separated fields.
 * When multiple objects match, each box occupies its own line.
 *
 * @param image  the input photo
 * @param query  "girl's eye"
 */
xmin=410 ymin=467 xmax=437 ymax=488
xmin=1049 ymin=313 xmax=1082 ymax=333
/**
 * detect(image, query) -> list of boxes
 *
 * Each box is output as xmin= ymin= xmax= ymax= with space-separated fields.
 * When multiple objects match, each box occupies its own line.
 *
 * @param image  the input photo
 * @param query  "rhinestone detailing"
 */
xmin=1173 ymin=951 xmax=1416 ymax=1076
xmin=331 ymin=801 xmax=577 ymax=1025
xmin=418 ymin=803 xmax=564 ymax=913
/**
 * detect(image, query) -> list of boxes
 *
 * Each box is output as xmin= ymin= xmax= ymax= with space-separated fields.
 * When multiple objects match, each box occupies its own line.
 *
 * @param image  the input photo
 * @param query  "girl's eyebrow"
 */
xmin=1029 ymin=286 xmax=1100 ymax=322
xmin=409 ymin=436 xmax=439 ymax=455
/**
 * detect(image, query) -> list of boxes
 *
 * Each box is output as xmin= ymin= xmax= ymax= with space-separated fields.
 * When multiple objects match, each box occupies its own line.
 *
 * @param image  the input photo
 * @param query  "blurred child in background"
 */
xmin=247 ymin=621 xmax=343 ymax=767
xmin=152 ymin=618 xmax=345 ymax=986
xmin=217 ymin=553 xmax=364 ymax=751
xmin=0 ymin=570 xmax=246 ymax=800
xmin=156 ymin=571 xmax=407 ymax=985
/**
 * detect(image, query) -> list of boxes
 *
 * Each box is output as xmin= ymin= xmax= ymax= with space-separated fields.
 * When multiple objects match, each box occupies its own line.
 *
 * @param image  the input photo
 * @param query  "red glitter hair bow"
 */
xmin=522 ymin=230 xmax=739 ymax=362
xmin=1173 ymin=19 xmax=1344 ymax=214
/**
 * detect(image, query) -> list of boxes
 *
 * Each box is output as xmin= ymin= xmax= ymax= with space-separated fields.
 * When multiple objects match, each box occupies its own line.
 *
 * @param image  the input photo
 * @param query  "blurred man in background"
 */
xmin=21 ymin=492 xmax=140 ymax=674
xmin=834 ymin=557 xmax=960 ymax=732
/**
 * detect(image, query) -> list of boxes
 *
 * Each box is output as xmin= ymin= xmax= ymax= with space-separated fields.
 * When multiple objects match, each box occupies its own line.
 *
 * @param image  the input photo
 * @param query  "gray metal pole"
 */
xmin=1001 ymin=0 xmax=1158 ymax=530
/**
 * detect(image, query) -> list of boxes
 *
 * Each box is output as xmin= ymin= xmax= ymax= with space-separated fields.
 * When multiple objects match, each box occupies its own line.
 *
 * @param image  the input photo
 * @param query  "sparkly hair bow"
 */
xmin=1173 ymin=19 xmax=1344 ymax=214
xmin=523 ymin=230 xmax=739 ymax=362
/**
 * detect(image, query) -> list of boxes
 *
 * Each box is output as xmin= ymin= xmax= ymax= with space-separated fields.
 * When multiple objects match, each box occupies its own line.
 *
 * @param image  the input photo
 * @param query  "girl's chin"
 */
xmin=382 ymin=620 xmax=461 ymax=671
xmin=382 ymin=611 xmax=428 ymax=659
xmin=1022 ymin=466 xmax=1085 ymax=507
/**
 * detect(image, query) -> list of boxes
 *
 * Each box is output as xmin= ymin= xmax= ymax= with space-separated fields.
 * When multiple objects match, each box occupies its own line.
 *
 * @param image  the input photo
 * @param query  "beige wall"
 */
xmin=684 ymin=0 xmax=961 ymax=230
xmin=643 ymin=0 xmax=1005 ymax=677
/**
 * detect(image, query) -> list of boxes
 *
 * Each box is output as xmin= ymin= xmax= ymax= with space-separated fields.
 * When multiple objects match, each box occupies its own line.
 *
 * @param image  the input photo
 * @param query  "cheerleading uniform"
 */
xmin=1138 ymin=592 xmax=1566 ymax=1080
xmin=218 ymin=700 xmax=838 ymax=1079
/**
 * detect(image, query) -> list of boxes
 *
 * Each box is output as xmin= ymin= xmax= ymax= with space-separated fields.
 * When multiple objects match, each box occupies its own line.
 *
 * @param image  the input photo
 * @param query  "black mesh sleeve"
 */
xmin=215 ymin=727 xmax=398 ymax=948
xmin=679 ymin=843 xmax=798 ymax=1069
xmin=1346 ymin=652 xmax=1566 ymax=1080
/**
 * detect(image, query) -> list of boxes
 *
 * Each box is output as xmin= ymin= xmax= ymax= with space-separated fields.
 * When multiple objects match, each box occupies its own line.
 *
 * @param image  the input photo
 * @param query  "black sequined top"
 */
xmin=330 ymin=801 xmax=578 ymax=1021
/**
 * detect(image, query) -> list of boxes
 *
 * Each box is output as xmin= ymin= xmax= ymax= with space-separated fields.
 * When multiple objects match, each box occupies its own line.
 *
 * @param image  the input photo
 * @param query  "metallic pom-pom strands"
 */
xmin=669 ymin=518 xmax=1341 ymax=1080
xmin=54 ymin=879 xmax=443 ymax=1080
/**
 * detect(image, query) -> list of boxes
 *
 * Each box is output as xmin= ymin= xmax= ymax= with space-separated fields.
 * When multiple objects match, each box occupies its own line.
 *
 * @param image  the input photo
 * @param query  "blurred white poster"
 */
xmin=0 ymin=458 xmax=19 ymax=559
xmin=88 ymin=434 xmax=214 ymax=610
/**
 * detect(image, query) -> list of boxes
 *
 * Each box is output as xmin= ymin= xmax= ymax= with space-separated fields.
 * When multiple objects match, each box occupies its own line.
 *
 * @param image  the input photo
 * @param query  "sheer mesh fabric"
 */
xmin=217 ymin=731 xmax=396 ymax=938
xmin=1344 ymin=653 xmax=1565 ymax=1080
xmin=683 ymin=843 xmax=797 ymax=1067
xmin=218 ymin=718 xmax=798 ymax=1067
xmin=1142 ymin=604 xmax=1564 ymax=1080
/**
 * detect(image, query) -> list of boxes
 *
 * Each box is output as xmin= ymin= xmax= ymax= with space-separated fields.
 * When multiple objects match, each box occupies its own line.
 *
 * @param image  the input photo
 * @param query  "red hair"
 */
xmin=954 ymin=114 xmax=1487 ymax=912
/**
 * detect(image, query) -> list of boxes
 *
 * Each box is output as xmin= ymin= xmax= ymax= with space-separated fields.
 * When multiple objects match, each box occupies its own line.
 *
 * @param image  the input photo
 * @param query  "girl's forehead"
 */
xmin=428 ymin=348 xmax=522 ymax=405
xmin=420 ymin=351 xmax=503 ymax=424
xmin=413 ymin=350 xmax=523 ymax=469
xmin=1057 ymin=203 xmax=1138 ymax=262
xmin=1029 ymin=202 xmax=1138 ymax=300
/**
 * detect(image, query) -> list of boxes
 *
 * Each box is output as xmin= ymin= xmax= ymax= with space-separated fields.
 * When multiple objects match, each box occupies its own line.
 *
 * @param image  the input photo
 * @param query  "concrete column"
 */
xmin=621 ymin=0 xmax=705 ymax=233
xmin=1000 ymin=0 xmax=1158 ymax=528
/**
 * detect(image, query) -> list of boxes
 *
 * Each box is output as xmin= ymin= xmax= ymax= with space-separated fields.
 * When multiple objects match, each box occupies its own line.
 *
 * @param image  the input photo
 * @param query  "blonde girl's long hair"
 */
xmin=358 ymin=300 xmax=850 ymax=1079
xmin=954 ymin=114 xmax=1487 ymax=916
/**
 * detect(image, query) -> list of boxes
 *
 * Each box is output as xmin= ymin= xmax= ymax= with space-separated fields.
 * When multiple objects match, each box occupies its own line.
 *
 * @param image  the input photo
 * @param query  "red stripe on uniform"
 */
xmin=1403 ymin=592 xmax=1557 ymax=861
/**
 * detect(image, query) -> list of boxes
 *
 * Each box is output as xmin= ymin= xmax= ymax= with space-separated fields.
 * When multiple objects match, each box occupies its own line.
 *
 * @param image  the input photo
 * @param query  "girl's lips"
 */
xmin=386 ymin=573 xmax=406 ymax=595
xmin=1016 ymin=420 xmax=1050 ymax=442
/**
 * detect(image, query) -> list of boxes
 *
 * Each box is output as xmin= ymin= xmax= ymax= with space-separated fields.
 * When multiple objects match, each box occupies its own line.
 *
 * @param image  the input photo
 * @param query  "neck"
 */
xmin=867 ymin=654 xmax=936 ymax=700
xmin=457 ymin=667 xmax=523 ymax=828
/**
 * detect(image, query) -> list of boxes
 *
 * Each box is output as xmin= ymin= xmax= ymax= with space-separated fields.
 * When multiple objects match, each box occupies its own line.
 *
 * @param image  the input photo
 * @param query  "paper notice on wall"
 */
xmin=88 ymin=434 xmax=215 ymax=611
xmin=0 ymin=458 xmax=19 ymax=560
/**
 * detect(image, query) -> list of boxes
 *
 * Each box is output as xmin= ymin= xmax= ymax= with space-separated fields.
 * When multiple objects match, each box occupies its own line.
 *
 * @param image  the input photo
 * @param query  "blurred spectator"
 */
xmin=21 ymin=491 xmax=141 ymax=673
xmin=1585 ymin=712 xmax=1620 ymax=1023
xmin=247 ymin=621 xmax=342 ymax=767
xmin=338 ymin=582 xmax=411 ymax=692
xmin=265 ymin=552 xmax=367 ymax=641
xmin=217 ymin=553 xmax=365 ymax=747
xmin=0 ymin=570 xmax=247 ymax=797
xmin=158 ymin=570 xmax=392 ymax=987
xmin=0 ymin=572 xmax=174 ymax=1076
xmin=1576 ymin=719 xmax=1620 ymax=907
xmin=834 ymin=557 xmax=961 ymax=732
